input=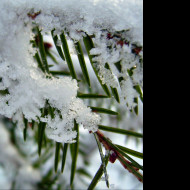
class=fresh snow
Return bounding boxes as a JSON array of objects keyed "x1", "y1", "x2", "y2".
[{"x1": 0, "y1": 0, "x2": 143, "y2": 143}]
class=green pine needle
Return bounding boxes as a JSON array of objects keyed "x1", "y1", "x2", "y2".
[
  {"x1": 90, "y1": 107, "x2": 118, "y2": 115},
  {"x1": 74, "y1": 41, "x2": 91, "y2": 87},
  {"x1": 94, "y1": 133, "x2": 109, "y2": 188},
  {"x1": 134, "y1": 85, "x2": 143, "y2": 102},
  {"x1": 111, "y1": 87, "x2": 120, "y2": 103},
  {"x1": 34, "y1": 52, "x2": 45, "y2": 73},
  {"x1": 115, "y1": 145, "x2": 143, "y2": 159},
  {"x1": 105, "y1": 63, "x2": 120, "y2": 103},
  {"x1": 134, "y1": 97, "x2": 139, "y2": 115},
  {"x1": 51, "y1": 30, "x2": 66, "y2": 61},
  {"x1": 83, "y1": 35, "x2": 111, "y2": 97},
  {"x1": 38, "y1": 122, "x2": 46, "y2": 156},
  {"x1": 61, "y1": 143, "x2": 68, "y2": 173},
  {"x1": 23, "y1": 118, "x2": 28, "y2": 141},
  {"x1": 70, "y1": 120, "x2": 79, "y2": 187},
  {"x1": 98, "y1": 125, "x2": 143, "y2": 138},
  {"x1": 87, "y1": 154, "x2": 109, "y2": 190},
  {"x1": 77, "y1": 92, "x2": 109, "y2": 99},
  {"x1": 37, "y1": 27, "x2": 50, "y2": 74},
  {"x1": 50, "y1": 71, "x2": 71, "y2": 76},
  {"x1": 46, "y1": 51, "x2": 59, "y2": 65},
  {"x1": 60, "y1": 33, "x2": 77, "y2": 80},
  {"x1": 54, "y1": 142, "x2": 61, "y2": 173}
]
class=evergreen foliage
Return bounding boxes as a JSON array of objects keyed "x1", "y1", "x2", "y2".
[{"x1": 0, "y1": 1, "x2": 143, "y2": 189}]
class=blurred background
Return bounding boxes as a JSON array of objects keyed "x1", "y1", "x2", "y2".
[{"x1": 0, "y1": 115, "x2": 143, "y2": 189}]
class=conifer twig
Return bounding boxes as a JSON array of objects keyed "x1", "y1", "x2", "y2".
[{"x1": 95, "y1": 130, "x2": 143, "y2": 183}]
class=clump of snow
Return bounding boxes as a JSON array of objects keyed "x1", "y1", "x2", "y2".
[
  {"x1": 0, "y1": 0, "x2": 143, "y2": 143},
  {"x1": 41, "y1": 98, "x2": 100, "y2": 143},
  {"x1": 120, "y1": 78, "x2": 138, "y2": 109},
  {"x1": 90, "y1": 30, "x2": 143, "y2": 107}
]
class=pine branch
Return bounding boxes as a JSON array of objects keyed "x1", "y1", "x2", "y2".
[
  {"x1": 95, "y1": 130, "x2": 143, "y2": 183},
  {"x1": 1, "y1": 24, "x2": 143, "y2": 190}
]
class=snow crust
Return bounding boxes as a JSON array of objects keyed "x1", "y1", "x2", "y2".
[{"x1": 0, "y1": 0, "x2": 143, "y2": 143}]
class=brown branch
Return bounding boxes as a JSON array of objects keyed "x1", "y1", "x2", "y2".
[{"x1": 95, "y1": 130, "x2": 143, "y2": 183}]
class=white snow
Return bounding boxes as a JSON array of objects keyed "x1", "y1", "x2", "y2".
[{"x1": 0, "y1": 0, "x2": 143, "y2": 143}]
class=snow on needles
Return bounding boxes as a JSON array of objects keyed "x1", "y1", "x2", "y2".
[{"x1": 0, "y1": 0, "x2": 143, "y2": 143}]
